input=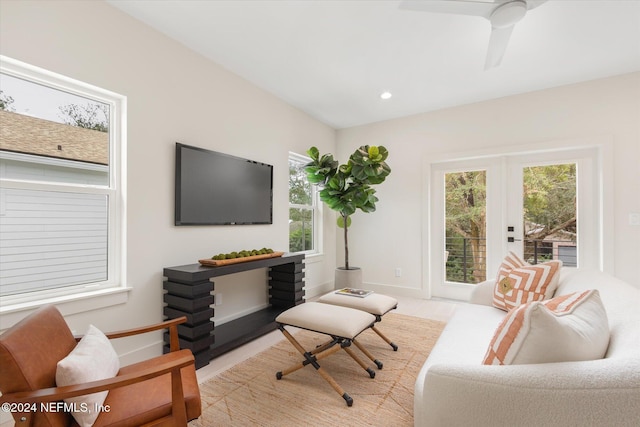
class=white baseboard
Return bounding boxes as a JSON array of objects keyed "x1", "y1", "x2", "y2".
[
  {"x1": 359, "y1": 281, "x2": 429, "y2": 299},
  {"x1": 304, "y1": 281, "x2": 334, "y2": 299},
  {"x1": 305, "y1": 279, "x2": 428, "y2": 300}
]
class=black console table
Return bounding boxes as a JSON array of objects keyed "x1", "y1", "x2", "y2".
[{"x1": 163, "y1": 253, "x2": 305, "y2": 369}]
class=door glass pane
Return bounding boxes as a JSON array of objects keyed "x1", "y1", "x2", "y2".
[
  {"x1": 522, "y1": 164, "x2": 577, "y2": 266},
  {"x1": 445, "y1": 170, "x2": 487, "y2": 284}
]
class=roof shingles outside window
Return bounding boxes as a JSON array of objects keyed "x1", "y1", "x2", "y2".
[{"x1": 0, "y1": 109, "x2": 108, "y2": 165}]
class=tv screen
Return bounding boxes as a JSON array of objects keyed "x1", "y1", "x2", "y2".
[{"x1": 175, "y1": 143, "x2": 273, "y2": 225}]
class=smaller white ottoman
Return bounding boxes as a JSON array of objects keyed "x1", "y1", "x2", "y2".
[
  {"x1": 318, "y1": 290, "x2": 399, "y2": 352},
  {"x1": 275, "y1": 302, "x2": 377, "y2": 406}
]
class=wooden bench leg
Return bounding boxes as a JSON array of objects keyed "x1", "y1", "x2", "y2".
[
  {"x1": 313, "y1": 337, "x2": 340, "y2": 355},
  {"x1": 277, "y1": 343, "x2": 342, "y2": 378},
  {"x1": 372, "y1": 325, "x2": 398, "y2": 351},
  {"x1": 341, "y1": 343, "x2": 376, "y2": 379},
  {"x1": 276, "y1": 326, "x2": 373, "y2": 406},
  {"x1": 352, "y1": 338, "x2": 383, "y2": 369},
  {"x1": 315, "y1": 365, "x2": 353, "y2": 407}
]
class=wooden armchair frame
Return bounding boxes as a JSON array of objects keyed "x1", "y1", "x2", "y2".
[{"x1": 0, "y1": 307, "x2": 201, "y2": 427}]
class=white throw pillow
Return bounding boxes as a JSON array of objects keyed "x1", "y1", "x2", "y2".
[
  {"x1": 56, "y1": 324, "x2": 120, "y2": 427},
  {"x1": 483, "y1": 289, "x2": 610, "y2": 365}
]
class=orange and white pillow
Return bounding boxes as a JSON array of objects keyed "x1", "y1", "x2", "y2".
[
  {"x1": 493, "y1": 252, "x2": 562, "y2": 311},
  {"x1": 483, "y1": 289, "x2": 610, "y2": 365}
]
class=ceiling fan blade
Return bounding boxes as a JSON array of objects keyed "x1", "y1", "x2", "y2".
[
  {"x1": 525, "y1": 0, "x2": 548, "y2": 10},
  {"x1": 399, "y1": 0, "x2": 496, "y2": 19},
  {"x1": 484, "y1": 25, "x2": 514, "y2": 69}
]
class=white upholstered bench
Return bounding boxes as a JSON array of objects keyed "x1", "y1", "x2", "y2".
[
  {"x1": 275, "y1": 302, "x2": 378, "y2": 406},
  {"x1": 318, "y1": 291, "x2": 399, "y2": 355}
]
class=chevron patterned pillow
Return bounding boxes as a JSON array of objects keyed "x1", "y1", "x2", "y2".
[
  {"x1": 492, "y1": 252, "x2": 562, "y2": 311},
  {"x1": 483, "y1": 290, "x2": 610, "y2": 365}
]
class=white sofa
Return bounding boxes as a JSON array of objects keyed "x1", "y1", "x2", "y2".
[{"x1": 414, "y1": 269, "x2": 640, "y2": 426}]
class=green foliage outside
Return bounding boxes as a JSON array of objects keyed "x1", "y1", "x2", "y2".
[
  {"x1": 0, "y1": 90, "x2": 15, "y2": 111},
  {"x1": 58, "y1": 103, "x2": 109, "y2": 133},
  {"x1": 289, "y1": 224, "x2": 312, "y2": 253},
  {"x1": 445, "y1": 164, "x2": 576, "y2": 284},
  {"x1": 289, "y1": 162, "x2": 312, "y2": 206},
  {"x1": 289, "y1": 161, "x2": 314, "y2": 253},
  {"x1": 445, "y1": 171, "x2": 487, "y2": 283},
  {"x1": 0, "y1": 88, "x2": 108, "y2": 132},
  {"x1": 523, "y1": 164, "x2": 577, "y2": 238}
]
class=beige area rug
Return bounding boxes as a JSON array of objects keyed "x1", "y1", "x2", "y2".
[{"x1": 190, "y1": 313, "x2": 446, "y2": 427}]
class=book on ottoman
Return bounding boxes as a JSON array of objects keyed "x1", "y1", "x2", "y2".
[{"x1": 335, "y1": 288, "x2": 373, "y2": 298}]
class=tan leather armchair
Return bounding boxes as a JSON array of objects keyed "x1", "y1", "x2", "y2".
[{"x1": 0, "y1": 305, "x2": 201, "y2": 426}]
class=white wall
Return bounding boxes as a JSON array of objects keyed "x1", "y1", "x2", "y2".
[
  {"x1": 337, "y1": 72, "x2": 640, "y2": 295},
  {"x1": 0, "y1": 0, "x2": 337, "y2": 361},
  {"x1": 1, "y1": 0, "x2": 638, "y2": 370}
]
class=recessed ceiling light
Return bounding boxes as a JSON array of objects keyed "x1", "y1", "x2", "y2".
[{"x1": 380, "y1": 91, "x2": 392, "y2": 100}]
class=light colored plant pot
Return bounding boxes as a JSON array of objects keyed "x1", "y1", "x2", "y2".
[{"x1": 334, "y1": 267, "x2": 362, "y2": 289}]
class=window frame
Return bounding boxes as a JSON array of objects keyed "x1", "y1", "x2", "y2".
[
  {"x1": 288, "y1": 152, "x2": 322, "y2": 256},
  {"x1": 425, "y1": 140, "x2": 612, "y2": 301},
  {"x1": 0, "y1": 55, "x2": 128, "y2": 317}
]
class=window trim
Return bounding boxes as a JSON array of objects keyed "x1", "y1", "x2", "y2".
[
  {"x1": 288, "y1": 152, "x2": 322, "y2": 256},
  {"x1": 0, "y1": 55, "x2": 128, "y2": 317}
]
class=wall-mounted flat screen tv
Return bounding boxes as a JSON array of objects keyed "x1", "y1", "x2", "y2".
[{"x1": 175, "y1": 143, "x2": 273, "y2": 225}]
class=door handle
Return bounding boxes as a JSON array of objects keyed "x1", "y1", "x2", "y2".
[{"x1": 507, "y1": 237, "x2": 522, "y2": 242}]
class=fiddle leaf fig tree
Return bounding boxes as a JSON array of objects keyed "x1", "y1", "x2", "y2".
[{"x1": 305, "y1": 145, "x2": 391, "y2": 270}]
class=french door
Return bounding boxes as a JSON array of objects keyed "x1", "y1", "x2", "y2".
[{"x1": 428, "y1": 146, "x2": 602, "y2": 301}]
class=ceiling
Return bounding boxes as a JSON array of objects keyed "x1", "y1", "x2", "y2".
[{"x1": 108, "y1": 0, "x2": 640, "y2": 129}]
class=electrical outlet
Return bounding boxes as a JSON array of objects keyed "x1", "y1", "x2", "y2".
[
  {"x1": 215, "y1": 293, "x2": 222, "y2": 306},
  {"x1": 630, "y1": 213, "x2": 640, "y2": 226},
  {"x1": 395, "y1": 268, "x2": 402, "y2": 277}
]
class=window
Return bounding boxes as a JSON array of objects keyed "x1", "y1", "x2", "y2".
[
  {"x1": 0, "y1": 56, "x2": 126, "y2": 306},
  {"x1": 288, "y1": 152, "x2": 320, "y2": 254}
]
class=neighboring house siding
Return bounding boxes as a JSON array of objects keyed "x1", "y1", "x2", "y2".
[
  {"x1": 0, "y1": 111, "x2": 109, "y2": 296},
  {"x1": 0, "y1": 187, "x2": 108, "y2": 295}
]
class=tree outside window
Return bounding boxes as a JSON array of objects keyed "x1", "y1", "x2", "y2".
[{"x1": 289, "y1": 153, "x2": 317, "y2": 253}]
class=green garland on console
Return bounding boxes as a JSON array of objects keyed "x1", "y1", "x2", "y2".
[{"x1": 211, "y1": 248, "x2": 274, "y2": 260}]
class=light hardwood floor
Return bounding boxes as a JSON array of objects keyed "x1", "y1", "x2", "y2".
[{"x1": 196, "y1": 295, "x2": 459, "y2": 383}]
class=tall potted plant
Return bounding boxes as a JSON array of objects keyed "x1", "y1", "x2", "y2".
[{"x1": 305, "y1": 145, "x2": 391, "y2": 287}]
